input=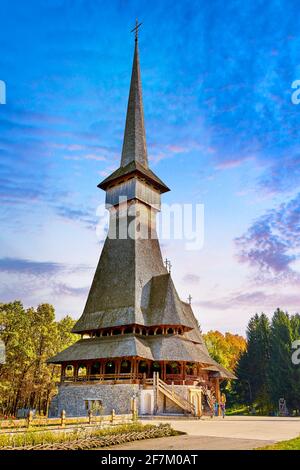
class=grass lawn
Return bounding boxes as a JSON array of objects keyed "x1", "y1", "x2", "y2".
[
  {"x1": 258, "y1": 436, "x2": 300, "y2": 450},
  {"x1": 226, "y1": 406, "x2": 250, "y2": 416}
]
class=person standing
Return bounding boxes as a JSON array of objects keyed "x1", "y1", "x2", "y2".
[{"x1": 220, "y1": 393, "x2": 226, "y2": 419}]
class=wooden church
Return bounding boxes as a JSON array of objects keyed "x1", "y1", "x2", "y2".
[{"x1": 48, "y1": 25, "x2": 234, "y2": 418}]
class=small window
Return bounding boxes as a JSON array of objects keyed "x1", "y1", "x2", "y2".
[
  {"x1": 124, "y1": 327, "x2": 133, "y2": 334},
  {"x1": 91, "y1": 362, "x2": 101, "y2": 375},
  {"x1": 78, "y1": 365, "x2": 87, "y2": 376},
  {"x1": 139, "y1": 361, "x2": 148, "y2": 373},
  {"x1": 112, "y1": 329, "x2": 121, "y2": 335},
  {"x1": 120, "y1": 360, "x2": 131, "y2": 373},
  {"x1": 65, "y1": 365, "x2": 74, "y2": 377},
  {"x1": 105, "y1": 361, "x2": 115, "y2": 374}
]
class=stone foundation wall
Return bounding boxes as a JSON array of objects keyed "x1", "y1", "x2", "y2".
[
  {"x1": 49, "y1": 384, "x2": 140, "y2": 417},
  {"x1": 49, "y1": 383, "x2": 198, "y2": 417},
  {"x1": 157, "y1": 385, "x2": 190, "y2": 414}
]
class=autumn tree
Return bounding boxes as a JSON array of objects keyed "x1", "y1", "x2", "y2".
[{"x1": 203, "y1": 330, "x2": 246, "y2": 372}]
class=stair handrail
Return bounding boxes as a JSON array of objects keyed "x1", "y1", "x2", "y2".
[{"x1": 156, "y1": 376, "x2": 195, "y2": 414}]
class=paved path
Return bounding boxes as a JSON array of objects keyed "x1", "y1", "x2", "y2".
[{"x1": 107, "y1": 416, "x2": 300, "y2": 450}]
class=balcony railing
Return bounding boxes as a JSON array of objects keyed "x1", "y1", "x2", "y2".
[
  {"x1": 61, "y1": 373, "x2": 143, "y2": 384},
  {"x1": 61, "y1": 372, "x2": 209, "y2": 387}
]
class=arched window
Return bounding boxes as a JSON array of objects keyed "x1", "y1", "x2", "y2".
[
  {"x1": 156, "y1": 328, "x2": 163, "y2": 335},
  {"x1": 105, "y1": 361, "x2": 115, "y2": 374},
  {"x1": 186, "y1": 362, "x2": 196, "y2": 375},
  {"x1": 78, "y1": 364, "x2": 87, "y2": 377},
  {"x1": 120, "y1": 359, "x2": 131, "y2": 373},
  {"x1": 170, "y1": 362, "x2": 180, "y2": 374},
  {"x1": 91, "y1": 362, "x2": 101, "y2": 375},
  {"x1": 138, "y1": 361, "x2": 148, "y2": 373},
  {"x1": 65, "y1": 365, "x2": 74, "y2": 377},
  {"x1": 150, "y1": 362, "x2": 161, "y2": 375},
  {"x1": 148, "y1": 329, "x2": 154, "y2": 336},
  {"x1": 124, "y1": 327, "x2": 133, "y2": 334},
  {"x1": 167, "y1": 328, "x2": 174, "y2": 335},
  {"x1": 112, "y1": 329, "x2": 121, "y2": 335},
  {"x1": 178, "y1": 328, "x2": 183, "y2": 335}
]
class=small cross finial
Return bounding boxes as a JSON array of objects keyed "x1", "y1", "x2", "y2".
[
  {"x1": 131, "y1": 18, "x2": 142, "y2": 42},
  {"x1": 188, "y1": 294, "x2": 192, "y2": 305},
  {"x1": 165, "y1": 258, "x2": 172, "y2": 273}
]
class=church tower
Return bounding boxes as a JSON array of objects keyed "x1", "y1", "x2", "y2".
[{"x1": 49, "y1": 24, "x2": 234, "y2": 418}]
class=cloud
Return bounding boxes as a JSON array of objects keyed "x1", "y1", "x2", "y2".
[
  {"x1": 148, "y1": 142, "x2": 201, "y2": 164},
  {"x1": 195, "y1": 291, "x2": 268, "y2": 311},
  {"x1": 259, "y1": 154, "x2": 300, "y2": 195},
  {"x1": 195, "y1": 289, "x2": 300, "y2": 312},
  {"x1": 51, "y1": 283, "x2": 89, "y2": 297},
  {"x1": 0, "y1": 257, "x2": 63, "y2": 276},
  {"x1": 55, "y1": 205, "x2": 97, "y2": 229},
  {"x1": 182, "y1": 273, "x2": 201, "y2": 284},
  {"x1": 235, "y1": 192, "x2": 300, "y2": 282},
  {"x1": 0, "y1": 257, "x2": 92, "y2": 309},
  {"x1": 214, "y1": 158, "x2": 247, "y2": 170},
  {"x1": 0, "y1": 257, "x2": 91, "y2": 277}
]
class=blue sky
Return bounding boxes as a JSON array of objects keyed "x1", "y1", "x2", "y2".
[{"x1": 0, "y1": 0, "x2": 300, "y2": 334}]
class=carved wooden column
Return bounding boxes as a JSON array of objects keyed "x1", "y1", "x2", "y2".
[
  {"x1": 60, "y1": 364, "x2": 65, "y2": 383},
  {"x1": 131, "y1": 358, "x2": 135, "y2": 382},
  {"x1": 162, "y1": 361, "x2": 166, "y2": 381},
  {"x1": 182, "y1": 361, "x2": 186, "y2": 384},
  {"x1": 116, "y1": 358, "x2": 121, "y2": 381}
]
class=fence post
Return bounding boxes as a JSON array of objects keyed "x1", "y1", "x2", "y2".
[
  {"x1": 88, "y1": 409, "x2": 93, "y2": 425},
  {"x1": 131, "y1": 397, "x2": 138, "y2": 421},
  {"x1": 61, "y1": 409, "x2": 66, "y2": 428},
  {"x1": 110, "y1": 409, "x2": 115, "y2": 424},
  {"x1": 27, "y1": 410, "x2": 33, "y2": 428}
]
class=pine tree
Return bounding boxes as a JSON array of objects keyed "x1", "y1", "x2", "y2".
[
  {"x1": 269, "y1": 309, "x2": 298, "y2": 414},
  {"x1": 233, "y1": 313, "x2": 271, "y2": 412}
]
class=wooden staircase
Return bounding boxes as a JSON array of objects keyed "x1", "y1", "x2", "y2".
[{"x1": 153, "y1": 372, "x2": 195, "y2": 415}]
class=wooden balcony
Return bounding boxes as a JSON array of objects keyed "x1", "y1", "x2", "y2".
[{"x1": 60, "y1": 372, "x2": 210, "y2": 387}]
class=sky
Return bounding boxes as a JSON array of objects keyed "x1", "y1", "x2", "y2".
[{"x1": 0, "y1": 0, "x2": 300, "y2": 335}]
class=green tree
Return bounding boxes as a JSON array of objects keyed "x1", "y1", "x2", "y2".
[
  {"x1": 0, "y1": 301, "x2": 76, "y2": 416},
  {"x1": 233, "y1": 313, "x2": 271, "y2": 413},
  {"x1": 269, "y1": 309, "x2": 300, "y2": 414}
]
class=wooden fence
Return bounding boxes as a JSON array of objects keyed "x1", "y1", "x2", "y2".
[{"x1": 0, "y1": 409, "x2": 136, "y2": 431}]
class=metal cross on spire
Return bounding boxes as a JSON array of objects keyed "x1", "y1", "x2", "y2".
[
  {"x1": 165, "y1": 258, "x2": 172, "y2": 274},
  {"x1": 131, "y1": 18, "x2": 142, "y2": 42}
]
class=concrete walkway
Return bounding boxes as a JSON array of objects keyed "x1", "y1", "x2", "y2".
[{"x1": 107, "y1": 416, "x2": 300, "y2": 450}]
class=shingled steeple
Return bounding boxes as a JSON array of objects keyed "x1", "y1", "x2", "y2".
[
  {"x1": 121, "y1": 34, "x2": 148, "y2": 168},
  {"x1": 98, "y1": 29, "x2": 169, "y2": 194}
]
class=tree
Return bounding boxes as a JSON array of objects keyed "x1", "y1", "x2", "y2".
[
  {"x1": 204, "y1": 330, "x2": 246, "y2": 372},
  {"x1": 233, "y1": 313, "x2": 271, "y2": 413},
  {"x1": 268, "y1": 309, "x2": 300, "y2": 414},
  {"x1": 0, "y1": 301, "x2": 76, "y2": 416}
]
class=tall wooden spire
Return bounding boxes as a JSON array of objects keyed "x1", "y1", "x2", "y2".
[{"x1": 121, "y1": 30, "x2": 148, "y2": 168}]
